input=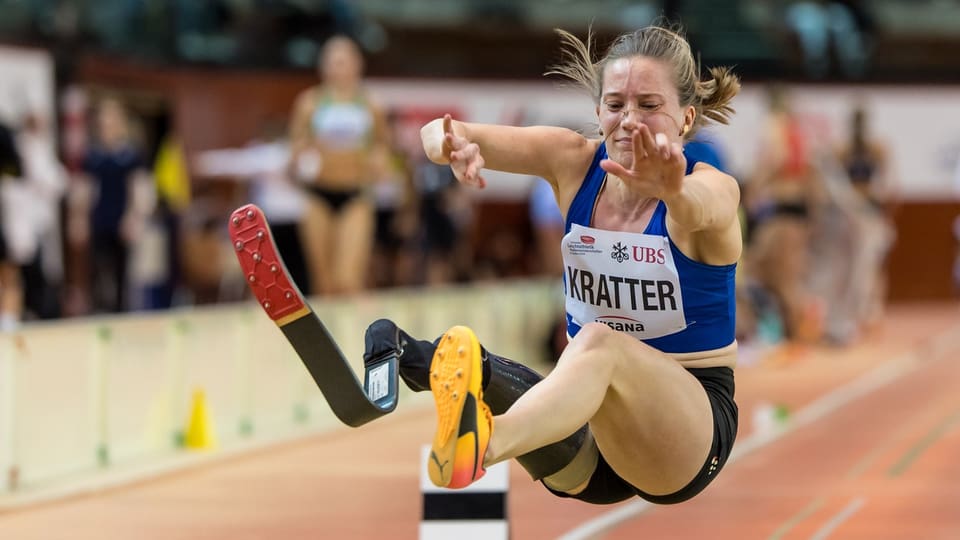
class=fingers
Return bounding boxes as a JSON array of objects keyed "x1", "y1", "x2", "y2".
[
  {"x1": 630, "y1": 126, "x2": 646, "y2": 166},
  {"x1": 443, "y1": 114, "x2": 467, "y2": 153},
  {"x1": 469, "y1": 153, "x2": 485, "y2": 179},
  {"x1": 626, "y1": 125, "x2": 675, "y2": 170},
  {"x1": 449, "y1": 141, "x2": 487, "y2": 189},
  {"x1": 628, "y1": 125, "x2": 665, "y2": 159},
  {"x1": 466, "y1": 166, "x2": 488, "y2": 188},
  {"x1": 442, "y1": 114, "x2": 454, "y2": 136},
  {"x1": 441, "y1": 113, "x2": 486, "y2": 188},
  {"x1": 599, "y1": 158, "x2": 631, "y2": 179},
  {"x1": 449, "y1": 141, "x2": 478, "y2": 163},
  {"x1": 637, "y1": 125, "x2": 661, "y2": 161},
  {"x1": 457, "y1": 165, "x2": 487, "y2": 188},
  {"x1": 441, "y1": 114, "x2": 459, "y2": 158},
  {"x1": 654, "y1": 133, "x2": 672, "y2": 160}
]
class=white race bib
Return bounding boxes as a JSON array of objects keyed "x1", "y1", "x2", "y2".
[{"x1": 562, "y1": 223, "x2": 687, "y2": 339}]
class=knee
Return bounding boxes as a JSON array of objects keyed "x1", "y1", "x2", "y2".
[
  {"x1": 565, "y1": 322, "x2": 663, "y2": 372},
  {"x1": 561, "y1": 323, "x2": 620, "y2": 371},
  {"x1": 573, "y1": 322, "x2": 617, "y2": 350}
]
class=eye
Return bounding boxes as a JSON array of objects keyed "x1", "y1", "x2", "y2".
[
  {"x1": 604, "y1": 102, "x2": 623, "y2": 112},
  {"x1": 641, "y1": 102, "x2": 660, "y2": 110}
]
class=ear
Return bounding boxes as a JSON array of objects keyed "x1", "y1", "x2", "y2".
[{"x1": 682, "y1": 106, "x2": 696, "y2": 136}]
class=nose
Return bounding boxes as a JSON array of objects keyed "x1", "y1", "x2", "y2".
[{"x1": 620, "y1": 106, "x2": 644, "y2": 130}]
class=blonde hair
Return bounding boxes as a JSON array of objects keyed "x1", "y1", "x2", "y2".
[{"x1": 546, "y1": 25, "x2": 741, "y2": 138}]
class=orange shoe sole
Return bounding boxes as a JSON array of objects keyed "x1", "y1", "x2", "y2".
[{"x1": 427, "y1": 326, "x2": 492, "y2": 489}]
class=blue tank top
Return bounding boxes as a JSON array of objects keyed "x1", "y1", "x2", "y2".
[{"x1": 563, "y1": 143, "x2": 737, "y2": 353}]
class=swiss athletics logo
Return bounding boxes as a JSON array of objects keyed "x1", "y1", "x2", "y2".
[
  {"x1": 566, "y1": 232, "x2": 602, "y2": 255},
  {"x1": 611, "y1": 242, "x2": 629, "y2": 263}
]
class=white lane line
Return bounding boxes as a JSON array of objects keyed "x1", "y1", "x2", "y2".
[
  {"x1": 768, "y1": 497, "x2": 826, "y2": 540},
  {"x1": 809, "y1": 497, "x2": 867, "y2": 540},
  {"x1": 558, "y1": 326, "x2": 960, "y2": 540}
]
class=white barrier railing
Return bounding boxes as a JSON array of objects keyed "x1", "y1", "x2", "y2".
[{"x1": 0, "y1": 279, "x2": 562, "y2": 498}]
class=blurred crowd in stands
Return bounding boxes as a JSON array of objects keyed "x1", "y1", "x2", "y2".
[
  {"x1": 736, "y1": 85, "x2": 897, "y2": 356},
  {"x1": 0, "y1": 82, "x2": 488, "y2": 328}
]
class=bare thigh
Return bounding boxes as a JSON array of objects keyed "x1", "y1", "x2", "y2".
[
  {"x1": 299, "y1": 197, "x2": 334, "y2": 295},
  {"x1": 332, "y1": 198, "x2": 374, "y2": 294},
  {"x1": 573, "y1": 324, "x2": 715, "y2": 496}
]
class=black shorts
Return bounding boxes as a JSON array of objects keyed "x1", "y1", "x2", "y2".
[
  {"x1": 303, "y1": 184, "x2": 364, "y2": 213},
  {"x1": 547, "y1": 366, "x2": 738, "y2": 505}
]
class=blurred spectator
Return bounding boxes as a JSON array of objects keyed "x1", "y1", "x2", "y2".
[
  {"x1": 835, "y1": 106, "x2": 890, "y2": 213},
  {"x1": 288, "y1": 35, "x2": 390, "y2": 295},
  {"x1": 141, "y1": 119, "x2": 191, "y2": 310},
  {"x1": 75, "y1": 97, "x2": 153, "y2": 313},
  {"x1": 0, "y1": 118, "x2": 24, "y2": 332},
  {"x1": 179, "y1": 191, "x2": 228, "y2": 305},
  {"x1": 832, "y1": 104, "x2": 895, "y2": 337},
  {"x1": 370, "y1": 112, "x2": 419, "y2": 289},
  {"x1": 412, "y1": 157, "x2": 473, "y2": 285},
  {"x1": 746, "y1": 85, "x2": 824, "y2": 343},
  {"x1": 16, "y1": 112, "x2": 69, "y2": 319},
  {"x1": 60, "y1": 86, "x2": 92, "y2": 316}
]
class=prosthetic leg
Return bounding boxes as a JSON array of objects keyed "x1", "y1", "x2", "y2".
[{"x1": 230, "y1": 204, "x2": 400, "y2": 427}]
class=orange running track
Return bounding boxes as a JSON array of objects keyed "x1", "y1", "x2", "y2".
[{"x1": 0, "y1": 302, "x2": 956, "y2": 539}]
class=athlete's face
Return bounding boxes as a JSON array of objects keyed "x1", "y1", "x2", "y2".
[{"x1": 597, "y1": 56, "x2": 694, "y2": 165}]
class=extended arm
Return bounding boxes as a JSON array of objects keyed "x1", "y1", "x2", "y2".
[{"x1": 420, "y1": 115, "x2": 594, "y2": 196}]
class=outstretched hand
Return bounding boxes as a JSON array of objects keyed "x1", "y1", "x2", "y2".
[
  {"x1": 442, "y1": 114, "x2": 487, "y2": 189},
  {"x1": 600, "y1": 124, "x2": 686, "y2": 199}
]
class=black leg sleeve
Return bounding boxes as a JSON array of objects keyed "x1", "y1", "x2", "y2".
[{"x1": 483, "y1": 352, "x2": 590, "y2": 481}]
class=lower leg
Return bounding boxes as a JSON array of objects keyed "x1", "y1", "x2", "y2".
[
  {"x1": 484, "y1": 341, "x2": 615, "y2": 466},
  {"x1": 363, "y1": 319, "x2": 593, "y2": 483},
  {"x1": 483, "y1": 352, "x2": 596, "y2": 486}
]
